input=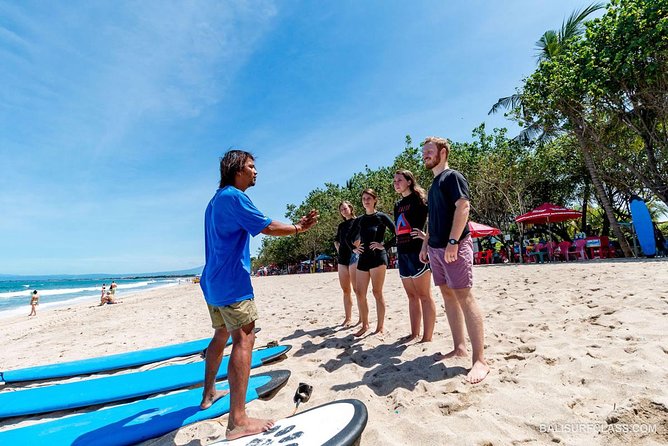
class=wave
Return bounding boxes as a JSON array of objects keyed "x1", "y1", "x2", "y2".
[{"x1": 0, "y1": 287, "x2": 100, "y2": 299}]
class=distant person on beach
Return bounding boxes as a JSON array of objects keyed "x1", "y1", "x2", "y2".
[
  {"x1": 28, "y1": 290, "x2": 39, "y2": 316},
  {"x1": 110, "y1": 281, "x2": 117, "y2": 299},
  {"x1": 100, "y1": 284, "x2": 107, "y2": 305},
  {"x1": 393, "y1": 169, "x2": 436, "y2": 343},
  {"x1": 334, "y1": 201, "x2": 360, "y2": 327},
  {"x1": 419, "y1": 136, "x2": 489, "y2": 384},
  {"x1": 199, "y1": 149, "x2": 318, "y2": 440},
  {"x1": 348, "y1": 188, "x2": 395, "y2": 337}
]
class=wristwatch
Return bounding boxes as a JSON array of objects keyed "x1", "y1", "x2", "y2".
[{"x1": 448, "y1": 238, "x2": 459, "y2": 245}]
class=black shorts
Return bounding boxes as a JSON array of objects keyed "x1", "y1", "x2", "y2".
[
  {"x1": 338, "y1": 252, "x2": 359, "y2": 267},
  {"x1": 398, "y1": 252, "x2": 430, "y2": 279},
  {"x1": 356, "y1": 250, "x2": 388, "y2": 272}
]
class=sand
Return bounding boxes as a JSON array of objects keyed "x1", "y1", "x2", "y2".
[{"x1": 1, "y1": 260, "x2": 667, "y2": 445}]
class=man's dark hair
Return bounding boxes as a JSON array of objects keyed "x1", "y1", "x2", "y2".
[{"x1": 219, "y1": 150, "x2": 254, "y2": 188}]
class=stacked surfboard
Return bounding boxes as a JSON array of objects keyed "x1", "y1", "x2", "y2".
[
  {"x1": 0, "y1": 335, "x2": 292, "y2": 445},
  {"x1": 0, "y1": 334, "x2": 368, "y2": 445}
]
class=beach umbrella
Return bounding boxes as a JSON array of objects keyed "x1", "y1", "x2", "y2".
[
  {"x1": 515, "y1": 203, "x2": 582, "y2": 224},
  {"x1": 315, "y1": 254, "x2": 333, "y2": 261},
  {"x1": 468, "y1": 221, "x2": 501, "y2": 238}
]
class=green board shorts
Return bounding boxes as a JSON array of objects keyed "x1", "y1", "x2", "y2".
[{"x1": 207, "y1": 299, "x2": 259, "y2": 331}]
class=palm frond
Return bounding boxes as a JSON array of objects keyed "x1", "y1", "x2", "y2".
[
  {"x1": 559, "y1": 2, "x2": 605, "y2": 42},
  {"x1": 488, "y1": 93, "x2": 523, "y2": 115},
  {"x1": 536, "y1": 30, "x2": 559, "y2": 60}
]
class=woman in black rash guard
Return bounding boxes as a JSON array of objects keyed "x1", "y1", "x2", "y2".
[
  {"x1": 349, "y1": 188, "x2": 396, "y2": 337},
  {"x1": 334, "y1": 201, "x2": 359, "y2": 327},
  {"x1": 393, "y1": 169, "x2": 436, "y2": 343}
]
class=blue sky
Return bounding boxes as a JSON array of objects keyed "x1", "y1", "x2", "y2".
[{"x1": 0, "y1": 0, "x2": 601, "y2": 275}]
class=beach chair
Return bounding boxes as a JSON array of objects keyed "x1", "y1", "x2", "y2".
[
  {"x1": 573, "y1": 239, "x2": 588, "y2": 260},
  {"x1": 557, "y1": 241, "x2": 576, "y2": 261},
  {"x1": 484, "y1": 249, "x2": 494, "y2": 264}
]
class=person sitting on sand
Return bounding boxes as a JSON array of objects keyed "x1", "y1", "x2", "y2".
[
  {"x1": 28, "y1": 290, "x2": 39, "y2": 316},
  {"x1": 100, "y1": 284, "x2": 107, "y2": 305},
  {"x1": 199, "y1": 149, "x2": 318, "y2": 441}
]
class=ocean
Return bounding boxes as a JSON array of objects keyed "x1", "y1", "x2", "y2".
[{"x1": 0, "y1": 277, "x2": 185, "y2": 318}]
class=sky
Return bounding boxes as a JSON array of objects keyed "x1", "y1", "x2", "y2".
[{"x1": 0, "y1": 0, "x2": 603, "y2": 275}]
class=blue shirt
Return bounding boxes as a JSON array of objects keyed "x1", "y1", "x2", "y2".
[{"x1": 200, "y1": 186, "x2": 272, "y2": 306}]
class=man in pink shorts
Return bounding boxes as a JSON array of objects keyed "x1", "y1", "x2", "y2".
[{"x1": 419, "y1": 136, "x2": 489, "y2": 384}]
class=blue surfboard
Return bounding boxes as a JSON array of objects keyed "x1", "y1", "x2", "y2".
[
  {"x1": 0, "y1": 369, "x2": 290, "y2": 446},
  {"x1": 630, "y1": 196, "x2": 656, "y2": 257},
  {"x1": 0, "y1": 344, "x2": 290, "y2": 418},
  {"x1": 1, "y1": 329, "x2": 260, "y2": 384}
]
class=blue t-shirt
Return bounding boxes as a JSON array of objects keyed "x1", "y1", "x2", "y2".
[{"x1": 200, "y1": 186, "x2": 272, "y2": 306}]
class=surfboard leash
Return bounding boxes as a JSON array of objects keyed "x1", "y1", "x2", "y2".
[{"x1": 291, "y1": 382, "x2": 313, "y2": 416}]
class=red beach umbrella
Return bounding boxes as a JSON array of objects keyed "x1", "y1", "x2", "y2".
[
  {"x1": 515, "y1": 203, "x2": 582, "y2": 224},
  {"x1": 468, "y1": 221, "x2": 502, "y2": 238}
]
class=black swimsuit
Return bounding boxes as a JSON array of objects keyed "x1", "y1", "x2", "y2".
[
  {"x1": 335, "y1": 218, "x2": 356, "y2": 266},
  {"x1": 348, "y1": 212, "x2": 396, "y2": 272}
]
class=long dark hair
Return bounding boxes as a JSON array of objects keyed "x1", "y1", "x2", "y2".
[
  {"x1": 395, "y1": 169, "x2": 426, "y2": 204},
  {"x1": 219, "y1": 150, "x2": 254, "y2": 188}
]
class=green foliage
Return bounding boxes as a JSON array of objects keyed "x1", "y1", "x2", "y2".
[{"x1": 256, "y1": 131, "x2": 586, "y2": 268}]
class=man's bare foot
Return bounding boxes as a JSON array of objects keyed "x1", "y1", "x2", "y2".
[
  {"x1": 342, "y1": 319, "x2": 352, "y2": 327},
  {"x1": 199, "y1": 389, "x2": 229, "y2": 410},
  {"x1": 434, "y1": 348, "x2": 467, "y2": 361},
  {"x1": 418, "y1": 337, "x2": 432, "y2": 343},
  {"x1": 226, "y1": 417, "x2": 275, "y2": 440},
  {"x1": 467, "y1": 360, "x2": 490, "y2": 384},
  {"x1": 354, "y1": 325, "x2": 369, "y2": 337},
  {"x1": 372, "y1": 327, "x2": 385, "y2": 335}
]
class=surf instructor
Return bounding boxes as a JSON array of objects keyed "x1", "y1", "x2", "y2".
[{"x1": 200, "y1": 149, "x2": 318, "y2": 440}]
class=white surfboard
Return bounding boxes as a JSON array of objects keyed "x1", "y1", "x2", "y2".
[{"x1": 214, "y1": 399, "x2": 368, "y2": 446}]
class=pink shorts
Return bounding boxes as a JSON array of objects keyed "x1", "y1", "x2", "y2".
[{"x1": 428, "y1": 235, "x2": 474, "y2": 289}]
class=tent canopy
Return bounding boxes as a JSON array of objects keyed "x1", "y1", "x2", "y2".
[
  {"x1": 315, "y1": 254, "x2": 333, "y2": 261},
  {"x1": 468, "y1": 221, "x2": 501, "y2": 238},
  {"x1": 515, "y1": 203, "x2": 582, "y2": 224}
]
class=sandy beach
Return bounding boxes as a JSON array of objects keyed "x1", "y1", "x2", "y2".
[{"x1": 1, "y1": 260, "x2": 667, "y2": 445}]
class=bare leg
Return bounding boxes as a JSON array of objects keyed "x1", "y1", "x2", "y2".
[
  {"x1": 353, "y1": 270, "x2": 370, "y2": 336},
  {"x1": 226, "y1": 322, "x2": 274, "y2": 440},
  {"x1": 452, "y1": 288, "x2": 489, "y2": 384},
  {"x1": 337, "y1": 265, "x2": 353, "y2": 326},
  {"x1": 415, "y1": 272, "x2": 436, "y2": 343},
  {"x1": 370, "y1": 265, "x2": 387, "y2": 334},
  {"x1": 200, "y1": 328, "x2": 230, "y2": 409},
  {"x1": 349, "y1": 263, "x2": 361, "y2": 325},
  {"x1": 400, "y1": 277, "x2": 421, "y2": 341},
  {"x1": 436, "y1": 285, "x2": 467, "y2": 359}
]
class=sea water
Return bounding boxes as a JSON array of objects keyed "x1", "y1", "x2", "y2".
[{"x1": 0, "y1": 277, "x2": 183, "y2": 318}]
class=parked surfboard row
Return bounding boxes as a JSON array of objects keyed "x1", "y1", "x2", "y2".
[{"x1": 0, "y1": 333, "x2": 368, "y2": 445}]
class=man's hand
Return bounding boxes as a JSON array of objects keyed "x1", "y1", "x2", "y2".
[
  {"x1": 297, "y1": 209, "x2": 319, "y2": 232},
  {"x1": 444, "y1": 243, "x2": 458, "y2": 263}
]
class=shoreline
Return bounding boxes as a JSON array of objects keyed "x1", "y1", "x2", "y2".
[
  {"x1": 0, "y1": 281, "x2": 183, "y2": 320},
  {"x1": 1, "y1": 260, "x2": 666, "y2": 445}
]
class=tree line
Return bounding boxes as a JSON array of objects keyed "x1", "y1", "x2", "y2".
[{"x1": 254, "y1": 0, "x2": 667, "y2": 269}]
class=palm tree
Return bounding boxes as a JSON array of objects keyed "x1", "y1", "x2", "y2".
[
  {"x1": 488, "y1": 2, "x2": 604, "y2": 120},
  {"x1": 486, "y1": 3, "x2": 636, "y2": 257}
]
